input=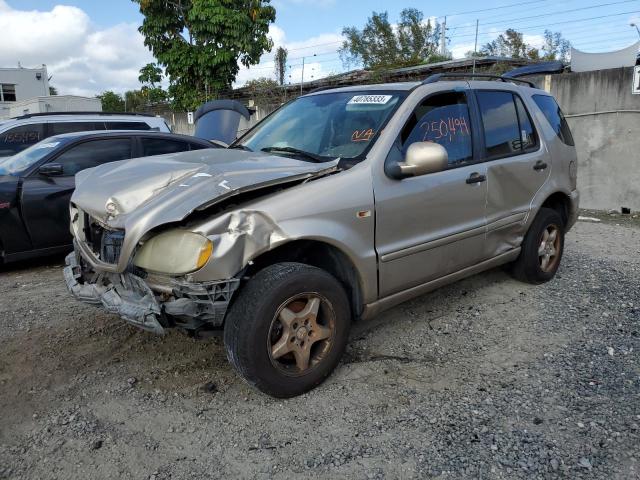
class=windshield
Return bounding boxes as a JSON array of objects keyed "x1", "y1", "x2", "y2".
[
  {"x1": 0, "y1": 137, "x2": 67, "y2": 176},
  {"x1": 237, "y1": 91, "x2": 406, "y2": 161}
]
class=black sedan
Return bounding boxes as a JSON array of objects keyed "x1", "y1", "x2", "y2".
[{"x1": 0, "y1": 130, "x2": 216, "y2": 263}]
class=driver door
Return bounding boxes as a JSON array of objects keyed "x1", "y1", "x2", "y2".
[
  {"x1": 374, "y1": 90, "x2": 489, "y2": 297},
  {"x1": 21, "y1": 137, "x2": 133, "y2": 249}
]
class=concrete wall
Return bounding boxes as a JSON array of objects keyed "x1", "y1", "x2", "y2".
[{"x1": 530, "y1": 68, "x2": 640, "y2": 211}]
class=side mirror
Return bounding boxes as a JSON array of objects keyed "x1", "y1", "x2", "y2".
[
  {"x1": 389, "y1": 142, "x2": 448, "y2": 179},
  {"x1": 39, "y1": 163, "x2": 64, "y2": 176}
]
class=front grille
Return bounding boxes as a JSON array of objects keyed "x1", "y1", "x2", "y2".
[{"x1": 83, "y1": 213, "x2": 125, "y2": 264}]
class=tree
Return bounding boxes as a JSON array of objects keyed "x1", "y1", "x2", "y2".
[
  {"x1": 138, "y1": 63, "x2": 163, "y2": 87},
  {"x1": 480, "y1": 29, "x2": 536, "y2": 59},
  {"x1": 340, "y1": 9, "x2": 443, "y2": 70},
  {"x1": 134, "y1": 0, "x2": 276, "y2": 111},
  {"x1": 49, "y1": 86, "x2": 58, "y2": 96},
  {"x1": 97, "y1": 91, "x2": 125, "y2": 112},
  {"x1": 138, "y1": 63, "x2": 167, "y2": 105},
  {"x1": 480, "y1": 29, "x2": 570, "y2": 62},
  {"x1": 244, "y1": 77, "x2": 282, "y2": 108},
  {"x1": 541, "y1": 30, "x2": 571, "y2": 62},
  {"x1": 274, "y1": 46, "x2": 288, "y2": 86}
]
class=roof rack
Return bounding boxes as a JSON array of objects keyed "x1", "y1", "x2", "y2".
[
  {"x1": 422, "y1": 73, "x2": 536, "y2": 88},
  {"x1": 11, "y1": 111, "x2": 156, "y2": 120}
]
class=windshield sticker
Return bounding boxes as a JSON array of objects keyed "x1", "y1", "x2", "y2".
[
  {"x1": 351, "y1": 129, "x2": 376, "y2": 142},
  {"x1": 38, "y1": 142, "x2": 60, "y2": 149},
  {"x1": 348, "y1": 95, "x2": 393, "y2": 105}
]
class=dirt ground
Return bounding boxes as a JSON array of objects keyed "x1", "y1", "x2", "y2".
[{"x1": 0, "y1": 215, "x2": 638, "y2": 479}]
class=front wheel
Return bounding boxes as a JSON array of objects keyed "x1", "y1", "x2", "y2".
[
  {"x1": 511, "y1": 207, "x2": 565, "y2": 284},
  {"x1": 223, "y1": 262, "x2": 351, "y2": 398}
]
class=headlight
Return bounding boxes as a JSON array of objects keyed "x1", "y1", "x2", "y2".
[{"x1": 133, "y1": 230, "x2": 213, "y2": 275}]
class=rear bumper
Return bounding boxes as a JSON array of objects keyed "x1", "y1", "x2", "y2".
[
  {"x1": 567, "y1": 189, "x2": 580, "y2": 231},
  {"x1": 63, "y1": 250, "x2": 239, "y2": 335}
]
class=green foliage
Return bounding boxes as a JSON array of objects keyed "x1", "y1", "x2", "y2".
[
  {"x1": 274, "y1": 46, "x2": 288, "y2": 86},
  {"x1": 340, "y1": 9, "x2": 443, "y2": 70},
  {"x1": 480, "y1": 29, "x2": 570, "y2": 62},
  {"x1": 138, "y1": 63, "x2": 163, "y2": 87},
  {"x1": 244, "y1": 77, "x2": 282, "y2": 107},
  {"x1": 97, "y1": 91, "x2": 125, "y2": 112},
  {"x1": 48, "y1": 86, "x2": 58, "y2": 96},
  {"x1": 134, "y1": 0, "x2": 276, "y2": 110},
  {"x1": 138, "y1": 63, "x2": 168, "y2": 104},
  {"x1": 541, "y1": 30, "x2": 571, "y2": 62}
]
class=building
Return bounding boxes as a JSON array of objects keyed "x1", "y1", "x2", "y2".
[
  {"x1": 0, "y1": 65, "x2": 102, "y2": 119},
  {"x1": 6, "y1": 95, "x2": 102, "y2": 118},
  {"x1": 0, "y1": 65, "x2": 50, "y2": 119}
]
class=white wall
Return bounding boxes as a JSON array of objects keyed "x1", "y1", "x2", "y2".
[{"x1": 0, "y1": 65, "x2": 50, "y2": 118}]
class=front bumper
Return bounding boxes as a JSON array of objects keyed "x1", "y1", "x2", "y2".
[{"x1": 63, "y1": 251, "x2": 239, "y2": 335}]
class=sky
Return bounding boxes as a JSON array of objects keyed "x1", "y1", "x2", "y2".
[{"x1": 1, "y1": 0, "x2": 639, "y2": 96}]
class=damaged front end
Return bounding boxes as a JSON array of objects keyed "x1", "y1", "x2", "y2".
[
  {"x1": 64, "y1": 248, "x2": 240, "y2": 335},
  {"x1": 63, "y1": 149, "x2": 339, "y2": 334}
]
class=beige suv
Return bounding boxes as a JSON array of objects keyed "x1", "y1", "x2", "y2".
[{"x1": 64, "y1": 74, "x2": 579, "y2": 397}]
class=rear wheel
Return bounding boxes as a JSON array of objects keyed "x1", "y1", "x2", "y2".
[
  {"x1": 223, "y1": 262, "x2": 351, "y2": 398},
  {"x1": 512, "y1": 207, "x2": 565, "y2": 284}
]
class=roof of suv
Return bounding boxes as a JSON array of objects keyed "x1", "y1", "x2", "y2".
[
  {"x1": 306, "y1": 75, "x2": 538, "y2": 96},
  {"x1": 10, "y1": 111, "x2": 156, "y2": 121},
  {"x1": 47, "y1": 130, "x2": 215, "y2": 145}
]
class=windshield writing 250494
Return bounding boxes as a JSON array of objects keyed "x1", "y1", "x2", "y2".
[{"x1": 420, "y1": 116, "x2": 469, "y2": 144}]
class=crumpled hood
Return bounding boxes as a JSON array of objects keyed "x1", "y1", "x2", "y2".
[{"x1": 72, "y1": 148, "x2": 338, "y2": 228}]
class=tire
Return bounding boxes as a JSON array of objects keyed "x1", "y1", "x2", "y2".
[
  {"x1": 511, "y1": 207, "x2": 565, "y2": 284},
  {"x1": 223, "y1": 262, "x2": 351, "y2": 398}
]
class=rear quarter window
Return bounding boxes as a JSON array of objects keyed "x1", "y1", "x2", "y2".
[
  {"x1": 532, "y1": 95, "x2": 575, "y2": 146},
  {"x1": 105, "y1": 121, "x2": 151, "y2": 131},
  {"x1": 0, "y1": 123, "x2": 45, "y2": 156}
]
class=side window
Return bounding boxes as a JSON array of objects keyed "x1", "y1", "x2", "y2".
[
  {"x1": 49, "y1": 122, "x2": 97, "y2": 135},
  {"x1": 532, "y1": 95, "x2": 575, "y2": 146},
  {"x1": 188, "y1": 141, "x2": 213, "y2": 151},
  {"x1": 0, "y1": 123, "x2": 45, "y2": 156},
  {"x1": 140, "y1": 137, "x2": 190, "y2": 156},
  {"x1": 476, "y1": 91, "x2": 522, "y2": 159},
  {"x1": 54, "y1": 138, "x2": 132, "y2": 176},
  {"x1": 400, "y1": 91, "x2": 473, "y2": 166},
  {"x1": 105, "y1": 121, "x2": 151, "y2": 131},
  {"x1": 514, "y1": 96, "x2": 538, "y2": 152}
]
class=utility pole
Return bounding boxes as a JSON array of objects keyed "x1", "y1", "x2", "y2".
[
  {"x1": 300, "y1": 54, "x2": 316, "y2": 95},
  {"x1": 440, "y1": 16, "x2": 447, "y2": 56},
  {"x1": 472, "y1": 19, "x2": 479, "y2": 75}
]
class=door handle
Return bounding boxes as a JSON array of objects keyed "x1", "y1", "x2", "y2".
[
  {"x1": 466, "y1": 173, "x2": 486, "y2": 184},
  {"x1": 533, "y1": 161, "x2": 548, "y2": 171}
]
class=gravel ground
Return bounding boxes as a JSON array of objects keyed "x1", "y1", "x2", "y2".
[{"x1": 0, "y1": 216, "x2": 638, "y2": 479}]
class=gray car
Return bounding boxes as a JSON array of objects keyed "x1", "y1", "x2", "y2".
[{"x1": 64, "y1": 75, "x2": 579, "y2": 398}]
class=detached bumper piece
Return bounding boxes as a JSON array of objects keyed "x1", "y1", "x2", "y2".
[
  {"x1": 63, "y1": 252, "x2": 240, "y2": 335},
  {"x1": 64, "y1": 252, "x2": 164, "y2": 334}
]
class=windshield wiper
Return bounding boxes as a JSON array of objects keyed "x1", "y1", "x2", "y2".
[
  {"x1": 260, "y1": 146, "x2": 325, "y2": 163},
  {"x1": 228, "y1": 144, "x2": 253, "y2": 151}
]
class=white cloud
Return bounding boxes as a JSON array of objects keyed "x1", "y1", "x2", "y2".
[{"x1": 0, "y1": 1, "x2": 153, "y2": 96}]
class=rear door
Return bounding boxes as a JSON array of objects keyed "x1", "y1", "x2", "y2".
[
  {"x1": 20, "y1": 137, "x2": 133, "y2": 249},
  {"x1": 374, "y1": 89, "x2": 489, "y2": 297},
  {"x1": 474, "y1": 89, "x2": 550, "y2": 257}
]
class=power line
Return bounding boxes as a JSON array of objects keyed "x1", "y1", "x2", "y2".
[
  {"x1": 436, "y1": 0, "x2": 551, "y2": 19},
  {"x1": 447, "y1": 9, "x2": 640, "y2": 39},
  {"x1": 448, "y1": 0, "x2": 639, "y2": 33}
]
